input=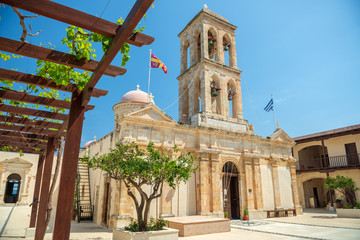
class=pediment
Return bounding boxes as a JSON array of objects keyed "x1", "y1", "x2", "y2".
[
  {"x1": 270, "y1": 129, "x2": 294, "y2": 143},
  {"x1": 0, "y1": 157, "x2": 33, "y2": 168},
  {"x1": 125, "y1": 104, "x2": 176, "y2": 123}
]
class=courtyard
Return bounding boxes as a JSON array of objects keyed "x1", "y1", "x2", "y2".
[{"x1": 0, "y1": 206, "x2": 359, "y2": 240}]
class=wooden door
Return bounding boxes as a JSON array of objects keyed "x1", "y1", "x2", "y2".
[
  {"x1": 230, "y1": 177, "x2": 240, "y2": 219},
  {"x1": 222, "y1": 176, "x2": 231, "y2": 218},
  {"x1": 345, "y1": 143, "x2": 359, "y2": 165}
]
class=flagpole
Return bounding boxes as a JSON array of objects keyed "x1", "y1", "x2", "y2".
[
  {"x1": 272, "y1": 93, "x2": 277, "y2": 130},
  {"x1": 148, "y1": 49, "x2": 152, "y2": 95}
]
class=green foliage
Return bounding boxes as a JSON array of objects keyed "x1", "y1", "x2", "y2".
[
  {"x1": 125, "y1": 217, "x2": 167, "y2": 232},
  {"x1": 224, "y1": 212, "x2": 228, "y2": 218},
  {"x1": 325, "y1": 175, "x2": 359, "y2": 193},
  {"x1": 355, "y1": 200, "x2": 360, "y2": 209},
  {"x1": 343, "y1": 203, "x2": 353, "y2": 209},
  {"x1": 148, "y1": 218, "x2": 168, "y2": 231},
  {"x1": 83, "y1": 141, "x2": 198, "y2": 231},
  {"x1": 244, "y1": 209, "x2": 249, "y2": 215},
  {"x1": 83, "y1": 142, "x2": 198, "y2": 189},
  {"x1": 326, "y1": 175, "x2": 359, "y2": 207},
  {"x1": 125, "y1": 218, "x2": 140, "y2": 232}
]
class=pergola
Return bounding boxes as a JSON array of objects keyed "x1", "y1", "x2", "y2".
[{"x1": 0, "y1": 0, "x2": 154, "y2": 239}]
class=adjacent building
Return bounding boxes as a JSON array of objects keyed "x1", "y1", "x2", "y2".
[{"x1": 293, "y1": 125, "x2": 360, "y2": 209}]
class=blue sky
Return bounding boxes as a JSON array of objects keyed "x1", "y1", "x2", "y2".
[{"x1": 1, "y1": 0, "x2": 359, "y2": 146}]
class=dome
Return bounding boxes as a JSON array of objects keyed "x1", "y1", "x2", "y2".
[
  {"x1": 119, "y1": 85, "x2": 153, "y2": 104},
  {"x1": 83, "y1": 136, "x2": 97, "y2": 148}
]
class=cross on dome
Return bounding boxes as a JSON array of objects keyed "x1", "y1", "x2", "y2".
[{"x1": 136, "y1": 84, "x2": 140, "y2": 90}]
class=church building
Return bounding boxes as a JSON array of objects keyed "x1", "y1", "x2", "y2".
[{"x1": 79, "y1": 7, "x2": 302, "y2": 228}]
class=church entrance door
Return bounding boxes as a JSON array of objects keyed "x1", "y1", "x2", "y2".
[
  {"x1": 4, "y1": 173, "x2": 21, "y2": 203},
  {"x1": 222, "y1": 162, "x2": 240, "y2": 219}
]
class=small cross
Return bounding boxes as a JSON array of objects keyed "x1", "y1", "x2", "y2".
[
  {"x1": 94, "y1": 135, "x2": 97, "y2": 141},
  {"x1": 203, "y1": 3, "x2": 208, "y2": 9},
  {"x1": 148, "y1": 93, "x2": 154, "y2": 103},
  {"x1": 136, "y1": 84, "x2": 140, "y2": 90}
]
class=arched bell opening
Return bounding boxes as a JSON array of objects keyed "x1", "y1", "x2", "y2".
[
  {"x1": 208, "y1": 28, "x2": 217, "y2": 61},
  {"x1": 210, "y1": 75, "x2": 221, "y2": 115},
  {"x1": 227, "y1": 80, "x2": 236, "y2": 117},
  {"x1": 4, "y1": 173, "x2": 21, "y2": 204},
  {"x1": 194, "y1": 31, "x2": 201, "y2": 63},
  {"x1": 194, "y1": 77, "x2": 202, "y2": 114},
  {"x1": 181, "y1": 83, "x2": 189, "y2": 123},
  {"x1": 223, "y1": 34, "x2": 231, "y2": 67},
  {"x1": 222, "y1": 162, "x2": 240, "y2": 219}
]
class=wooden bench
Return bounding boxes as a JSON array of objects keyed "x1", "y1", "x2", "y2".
[{"x1": 267, "y1": 208, "x2": 296, "y2": 218}]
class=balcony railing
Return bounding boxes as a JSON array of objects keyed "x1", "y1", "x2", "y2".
[{"x1": 296, "y1": 153, "x2": 360, "y2": 171}]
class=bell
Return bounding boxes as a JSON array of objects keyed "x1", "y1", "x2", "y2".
[
  {"x1": 208, "y1": 40, "x2": 214, "y2": 46},
  {"x1": 228, "y1": 93, "x2": 232, "y2": 101},
  {"x1": 224, "y1": 46, "x2": 229, "y2": 51},
  {"x1": 211, "y1": 88, "x2": 218, "y2": 97}
]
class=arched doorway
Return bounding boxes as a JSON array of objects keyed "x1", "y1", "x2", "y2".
[
  {"x1": 303, "y1": 178, "x2": 326, "y2": 208},
  {"x1": 4, "y1": 173, "x2": 21, "y2": 203},
  {"x1": 222, "y1": 162, "x2": 240, "y2": 219}
]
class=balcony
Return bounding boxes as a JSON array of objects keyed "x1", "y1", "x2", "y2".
[{"x1": 296, "y1": 153, "x2": 360, "y2": 172}]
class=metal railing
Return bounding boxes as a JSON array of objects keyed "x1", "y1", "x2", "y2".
[{"x1": 296, "y1": 153, "x2": 360, "y2": 171}]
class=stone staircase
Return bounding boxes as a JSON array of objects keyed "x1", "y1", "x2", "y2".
[{"x1": 76, "y1": 162, "x2": 93, "y2": 222}]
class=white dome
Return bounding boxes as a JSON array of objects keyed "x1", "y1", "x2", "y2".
[
  {"x1": 120, "y1": 86, "x2": 152, "y2": 104},
  {"x1": 83, "y1": 140, "x2": 95, "y2": 148}
]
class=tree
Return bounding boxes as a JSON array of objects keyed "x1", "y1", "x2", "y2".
[
  {"x1": 325, "y1": 175, "x2": 359, "y2": 207},
  {"x1": 82, "y1": 142, "x2": 198, "y2": 231}
]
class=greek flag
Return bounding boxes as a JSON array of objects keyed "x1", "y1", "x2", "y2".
[{"x1": 264, "y1": 99, "x2": 273, "y2": 112}]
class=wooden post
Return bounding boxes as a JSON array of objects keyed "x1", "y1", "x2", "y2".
[
  {"x1": 29, "y1": 153, "x2": 45, "y2": 228},
  {"x1": 53, "y1": 90, "x2": 85, "y2": 240},
  {"x1": 34, "y1": 137, "x2": 55, "y2": 240}
]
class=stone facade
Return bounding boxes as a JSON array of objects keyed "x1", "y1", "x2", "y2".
[
  {"x1": 80, "y1": 7, "x2": 302, "y2": 228},
  {"x1": 0, "y1": 152, "x2": 37, "y2": 205}
]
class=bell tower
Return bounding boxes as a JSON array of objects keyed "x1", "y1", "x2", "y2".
[{"x1": 177, "y1": 6, "x2": 253, "y2": 134}]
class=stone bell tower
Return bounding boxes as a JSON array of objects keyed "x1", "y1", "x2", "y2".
[{"x1": 177, "y1": 6, "x2": 253, "y2": 134}]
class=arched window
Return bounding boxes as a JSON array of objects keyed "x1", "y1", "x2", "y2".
[
  {"x1": 181, "y1": 84, "x2": 189, "y2": 122},
  {"x1": 196, "y1": 32, "x2": 201, "y2": 63},
  {"x1": 222, "y1": 161, "x2": 238, "y2": 174},
  {"x1": 4, "y1": 173, "x2": 21, "y2": 203},
  {"x1": 210, "y1": 75, "x2": 221, "y2": 114},
  {"x1": 223, "y1": 34, "x2": 232, "y2": 67},
  {"x1": 227, "y1": 80, "x2": 236, "y2": 117},
  {"x1": 194, "y1": 77, "x2": 201, "y2": 113},
  {"x1": 208, "y1": 28, "x2": 217, "y2": 61},
  {"x1": 181, "y1": 40, "x2": 190, "y2": 72}
]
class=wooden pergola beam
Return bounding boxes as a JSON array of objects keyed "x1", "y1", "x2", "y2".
[
  {"x1": 0, "y1": 68, "x2": 108, "y2": 98},
  {"x1": 0, "y1": 135, "x2": 47, "y2": 145},
  {"x1": 0, "y1": 123, "x2": 60, "y2": 136},
  {"x1": 0, "y1": 0, "x2": 154, "y2": 47},
  {"x1": 0, "y1": 90, "x2": 95, "y2": 111},
  {"x1": 0, "y1": 130, "x2": 48, "y2": 140},
  {"x1": 0, "y1": 103, "x2": 67, "y2": 121},
  {"x1": 0, "y1": 115, "x2": 62, "y2": 129},
  {"x1": 82, "y1": 0, "x2": 155, "y2": 106},
  {"x1": 0, "y1": 37, "x2": 126, "y2": 77},
  {"x1": 0, "y1": 89, "x2": 72, "y2": 109},
  {"x1": 0, "y1": 140, "x2": 47, "y2": 149},
  {"x1": 0, "y1": 144, "x2": 44, "y2": 154}
]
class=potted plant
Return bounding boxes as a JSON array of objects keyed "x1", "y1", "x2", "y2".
[
  {"x1": 224, "y1": 212, "x2": 228, "y2": 219},
  {"x1": 83, "y1": 142, "x2": 198, "y2": 239},
  {"x1": 335, "y1": 198, "x2": 343, "y2": 208},
  {"x1": 243, "y1": 209, "x2": 249, "y2": 220}
]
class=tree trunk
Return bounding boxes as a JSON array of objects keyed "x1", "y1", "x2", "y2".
[
  {"x1": 141, "y1": 198, "x2": 153, "y2": 231},
  {"x1": 45, "y1": 137, "x2": 64, "y2": 228}
]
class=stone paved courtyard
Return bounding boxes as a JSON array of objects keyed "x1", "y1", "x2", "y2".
[{"x1": 0, "y1": 206, "x2": 359, "y2": 240}]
